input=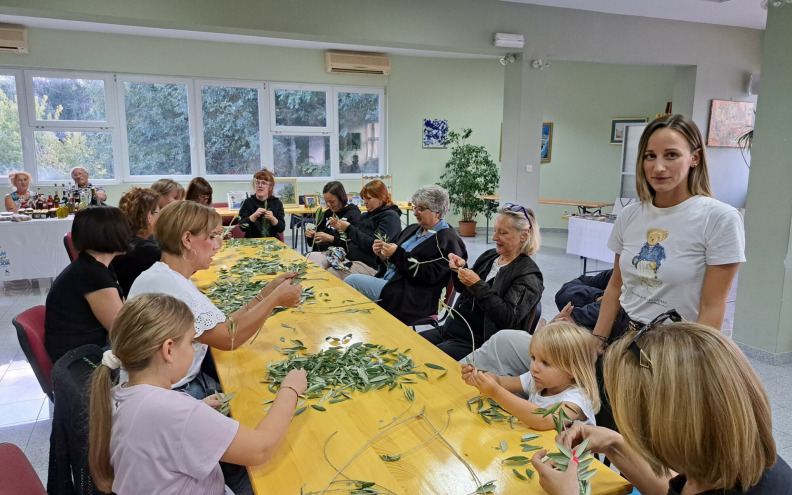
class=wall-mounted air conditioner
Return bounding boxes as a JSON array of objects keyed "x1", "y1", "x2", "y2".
[
  {"x1": 0, "y1": 25, "x2": 28, "y2": 54},
  {"x1": 325, "y1": 51, "x2": 390, "y2": 76}
]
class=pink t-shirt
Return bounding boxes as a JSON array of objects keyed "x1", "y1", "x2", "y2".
[{"x1": 110, "y1": 384, "x2": 239, "y2": 495}]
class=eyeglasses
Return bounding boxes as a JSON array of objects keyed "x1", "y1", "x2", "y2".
[
  {"x1": 413, "y1": 205, "x2": 432, "y2": 213},
  {"x1": 252, "y1": 180, "x2": 271, "y2": 187},
  {"x1": 502, "y1": 203, "x2": 533, "y2": 229},
  {"x1": 627, "y1": 309, "x2": 683, "y2": 371},
  {"x1": 151, "y1": 210, "x2": 160, "y2": 215}
]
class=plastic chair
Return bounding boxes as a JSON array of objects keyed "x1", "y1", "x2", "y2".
[
  {"x1": 12, "y1": 305, "x2": 54, "y2": 402},
  {"x1": 63, "y1": 233, "x2": 77, "y2": 262},
  {"x1": 0, "y1": 443, "x2": 47, "y2": 495}
]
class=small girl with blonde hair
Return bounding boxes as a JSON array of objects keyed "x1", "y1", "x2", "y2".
[
  {"x1": 89, "y1": 293, "x2": 306, "y2": 494},
  {"x1": 461, "y1": 322, "x2": 599, "y2": 430}
]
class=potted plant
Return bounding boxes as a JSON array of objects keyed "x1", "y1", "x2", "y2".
[{"x1": 437, "y1": 128, "x2": 500, "y2": 236}]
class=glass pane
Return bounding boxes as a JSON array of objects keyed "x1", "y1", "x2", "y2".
[
  {"x1": 274, "y1": 89, "x2": 327, "y2": 127},
  {"x1": 0, "y1": 75, "x2": 23, "y2": 176},
  {"x1": 273, "y1": 135, "x2": 330, "y2": 178},
  {"x1": 125, "y1": 82, "x2": 191, "y2": 176},
  {"x1": 202, "y1": 85, "x2": 261, "y2": 175},
  {"x1": 32, "y1": 77, "x2": 106, "y2": 121},
  {"x1": 35, "y1": 131, "x2": 114, "y2": 181},
  {"x1": 338, "y1": 92, "x2": 380, "y2": 174}
]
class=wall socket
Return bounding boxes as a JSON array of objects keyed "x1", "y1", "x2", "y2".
[{"x1": 525, "y1": 164, "x2": 533, "y2": 172}]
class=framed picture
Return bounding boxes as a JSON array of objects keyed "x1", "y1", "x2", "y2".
[
  {"x1": 301, "y1": 194, "x2": 319, "y2": 209},
  {"x1": 541, "y1": 122, "x2": 553, "y2": 163},
  {"x1": 226, "y1": 191, "x2": 249, "y2": 211},
  {"x1": 422, "y1": 119, "x2": 448, "y2": 148},
  {"x1": 347, "y1": 192, "x2": 362, "y2": 207},
  {"x1": 274, "y1": 178, "x2": 298, "y2": 207},
  {"x1": 610, "y1": 118, "x2": 648, "y2": 145},
  {"x1": 707, "y1": 99, "x2": 754, "y2": 147}
]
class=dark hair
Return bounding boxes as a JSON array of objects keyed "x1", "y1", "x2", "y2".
[
  {"x1": 185, "y1": 177, "x2": 213, "y2": 204},
  {"x1": 72, "y1": 206, "x2": 132, "y2": 254},
  {"x1": 322, "y1": 181, "x2": 348, "y2": 207}
]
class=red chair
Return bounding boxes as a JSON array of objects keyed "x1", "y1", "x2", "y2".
[
  {"x1": 231, "y1": 225, "x2": 284, "y2": 242},
  {"x1": 12, "y1": 306, "x2": 54, "y2": 402},
  {"x1": 0, "y1": 443, "x2": 47, "y2": 495},
  {"x1": 63, "y1": 232, "x2": 77, "y2": 261}
]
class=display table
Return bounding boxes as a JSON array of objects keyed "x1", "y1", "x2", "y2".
[
  {"x1": 566, "y1": 216, "x2": 615, "y2": 273},
  {"x1": 194, "y1": 239, "x2": 632, "y2": 495},
  {"x1": 0, "y1": 217, "x2": 73, "y2": 282}
]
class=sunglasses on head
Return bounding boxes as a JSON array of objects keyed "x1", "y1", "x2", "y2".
[
  {"x1": 626, "y1": 309, "x2": 683, "y2": 371},
  {"x1": 502, "y1": 203, "x2": 533, "y2": 229}
]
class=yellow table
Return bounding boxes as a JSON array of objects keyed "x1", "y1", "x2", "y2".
[{"x1": 193, "y1": 240, "x2": 631, "y2": 495}]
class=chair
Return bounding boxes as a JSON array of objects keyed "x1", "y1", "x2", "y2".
[
  {"x1": 231, "y1": 225, "x2": 284, "y2": 242},
  {"x1": 0, "y1": 443, "x2": 47, "y2": 495},
  {"x1": 12, "y1": 306, "x2": 54, "y2": 402},
  {"x1": 410, "y1": 278, "x2": 456, "y2": 330},
  {"x1": 526, "y1": 301, "x2": 542, "y2": 335},
  {"x1": 291, "y1": 195, "x2": 315, "y2": 253},
  {"x1": 63, "y1": 233, "x2": 77, "y2": 262}
]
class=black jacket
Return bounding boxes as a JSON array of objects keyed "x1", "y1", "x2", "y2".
[
  {"x1": 454, "y1": 249, "x2": 544, "y2": 334},
  {"x1": 309, "y1": 204, "x2": 362, "y2": 252},
  {"x1": 554, "y1": 269, "x2": 612, "y2": 329},
  {"x1": 238, "y1": 195, "x2": 286, "y2": 238},
  {"x1": 377, "y1": 223, "x2": 467, "y2": 325},
  {"x1": 345, "y1": 204, "x2": 403, "y2": 268}
]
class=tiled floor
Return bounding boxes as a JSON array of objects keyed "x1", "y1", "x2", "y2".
[{"x1": 1, "y1": 229, "x2": 790, "y2": 486}]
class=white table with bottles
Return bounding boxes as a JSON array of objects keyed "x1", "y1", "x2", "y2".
[{"x1": 0, "y1": 216, "x2": 74, "y2": 282}]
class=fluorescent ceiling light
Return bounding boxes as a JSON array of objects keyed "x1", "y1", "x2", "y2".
[{"x1": 494, "y1": 33, "x2": 524, "y2": 49}]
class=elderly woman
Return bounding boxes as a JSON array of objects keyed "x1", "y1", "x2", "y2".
[
  {"x1": 324, "y1": 179, "x2": 403, "y2": 279},
  {"x1": 45, "y1": 206, "x2": 130, "y2": 363},
  {"x1": 111, "y1": 187, "x2": 162, "y2": 296},
  {"x1": 4, "y1": 170, "x2": 37, "y2": 212},
  {"x1": 306, "y1": 181, "x2": 361, "y2": 263},
  {"x1": 128, "y1": 200, "x2": 302, "y2": 399},
  {"x1": 346, "y1": 185, "x2": 467, "y2": 326},
  {"x1": 531, "y1": 321, "x2": 792, "y2": 494},
  {"x1": 239, "y1": 169, "x2": 286, "y2": 239},
  {"x1": 185, "y1": 177, "x2": 214, "y2": 206},
  {"x1": 421, "y1": 204, "x2": 544, "y2": 359},
  {"x1": 150, "y1": 178, "x2": 185, "y2": 210}
]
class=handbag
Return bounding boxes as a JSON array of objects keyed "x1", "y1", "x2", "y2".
[{"x1": 325, "y1": 246, "x2": 353, "y2": 271}]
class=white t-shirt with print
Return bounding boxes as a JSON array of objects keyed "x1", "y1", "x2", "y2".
[
  {"x1": 519, "y1": 373, "x2": 596, "y2": 426},
  {"x1": 608, "y1": 196, "x2": 745, "y2": 324},
  {"x1": 128, "y1": 262, "x2": 226, "y2": 388}
]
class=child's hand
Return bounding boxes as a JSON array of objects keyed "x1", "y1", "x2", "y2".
[
  {"x1": 530, "y1": 450, "x2": 580, "y2": 495},
  {"x1": 282, "y1": 369, "x2": 308, "y2": 395},
  {"x1": 465, "y1": 370, "x2": 501, "y2": 397},
  {"x1": 203, "y1": 394, "x2": 224, "y2": 409},
  {"x1": 460, "y1": 363, "x2": 476, "y2": 381}
]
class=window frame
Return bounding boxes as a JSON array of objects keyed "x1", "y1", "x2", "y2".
[
  {"x1": 269, "y1": 82, "x2": 332, "y2": 134},
  {"x1": 333, "y1": 86, "x2": 386, "y2": 179},
  {"x1": 0, "y1": 69, "x2": 31, "y2": 179}
]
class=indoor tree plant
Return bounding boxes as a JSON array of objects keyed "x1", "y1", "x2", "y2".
[{"x1": 437, "y1": 128, "x2": 500, "y2": 236}]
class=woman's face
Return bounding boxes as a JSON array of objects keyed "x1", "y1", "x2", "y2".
[
  {"x1": 492, "y1": 215, "x2": 526, "y2": 258},
  {"x1": 363, "y1": 194, "x2": 383, "y2": 211},
  {"x1": 188, "y1": 227, "x2": 222, "y2": 271},
  {"x1": 413, "y1": 203, "x2": 441, "y2": 230},
  {"x1": 13, "y1": 175, "x2": 30, "y2": 192},
  {"x1": 642, "y1": 128, "x2": 700, "y2": 206},
  {"x1": 197, "y1": 194, "x2": 211, "y2": 206},
  {"x1": 324, "y1": 193, "x2": 342, "y2": 213},
  {"x1": 254, "y1": 179, "x2": 272, "y2": 200}
]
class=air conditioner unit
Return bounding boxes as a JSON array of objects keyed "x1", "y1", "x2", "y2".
[
  {"x1": 325, "y1": 51, "x2": 390, "y2": 76},
  {"x1": 0, "y1": 26, "x2": 28, "y2": 54}
]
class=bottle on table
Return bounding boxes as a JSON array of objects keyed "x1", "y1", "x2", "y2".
[{"x1": 53, "y1": 185, "x2": 60, "y2": 207}]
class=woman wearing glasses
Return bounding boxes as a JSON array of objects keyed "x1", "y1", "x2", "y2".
[
  {"x1": 238, "y1": 169, "x2": 286, "y2": 239},
  {"x1": 421, "y1": 204, "x2": 543, "y2": 360},
  {"x1": 111, "y1": 187, "x2": 163, "y2": 297},
  {"x1": 185, "y1": 177, "x2": 214, "y2": 207},
  {"x1": 531, "y1": 322, "x2": 792, "y2": 494},
  {"x1": 345, "y1": 185, "x2": 467, "y2": 326}
]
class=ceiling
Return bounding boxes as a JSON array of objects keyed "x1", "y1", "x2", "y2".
[{"x1": 502, "y1": 0, "x2": 768, "y2": 30}]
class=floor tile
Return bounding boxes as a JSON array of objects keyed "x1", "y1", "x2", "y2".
[
  {"x1": 0, "y1": 398, "x2": 46, "y2": 427},
  {"x1": 0, "y1": 421, "x2": 35, "y2": 448},
  {"x1": 0, "y1": 368, "x2": 47, "y2": 404}
]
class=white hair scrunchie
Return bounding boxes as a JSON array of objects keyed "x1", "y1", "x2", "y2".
[{"x1": 102, "y1": 350, "x2": 122, "y2": 370}]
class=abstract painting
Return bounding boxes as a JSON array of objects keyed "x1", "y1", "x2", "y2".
[
  {"x1": 541, "y1": 122, "x2": 553, "y2": 163},
  {"x1": 422, "y1": 119, "x2": 448, "y2": 148},
  {"x1": 707, "y1": 100, "x2": 754, "y2": 147}
]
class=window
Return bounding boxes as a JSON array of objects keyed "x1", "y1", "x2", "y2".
[
  {"x1": 35, "y1": 131, "x2": 114, "y2": 181},
  {"x1": 30, "y1": 76, "x2": 106, "y2": 122},
  {"x1": 270, "y1": 85, "x2": 331, "y2": 179},
  {"x1": 273, "y1": 88, "x2": 328, "y2": 129},
  {"x1": 122, "y1": 80, "x2": 192, "y2": 176},
  {"x1": 0, "y1": 73, "x2": 23, "y2": 176},
  {"x1": 272, "y1": 135, "x2": 331, "y2": 177},
  {"x1": 337, "y1": 90, "x2": 382, "y2": 175},
  {"x1": 201, "y1": 84, "x2": 262, "y2": 176}
]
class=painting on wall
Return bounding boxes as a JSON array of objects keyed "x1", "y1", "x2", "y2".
[
  {"x1": 707, "y1": 100, "x2": 754, "y2": 147},
  {"x1": 226, "y1": 191, "x2": 249, "y2": 211},
  {"x1": 610, "y1": 118, "x2": 648, "y2": 145},
  {"x1": 274, "y1": 178, "x2": 298, "y2": 207},
  {"x1": 422, "y1": 119, "x2": 448, "y2": 148},
  {"x1": 541, "y1": 122, "x2": 553, "y2": 163}
]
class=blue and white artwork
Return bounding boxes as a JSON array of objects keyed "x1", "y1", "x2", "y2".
[{"x1": 422, "y1": 119, "x2": 448, "y2": 148}]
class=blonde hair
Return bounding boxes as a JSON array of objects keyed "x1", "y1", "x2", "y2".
[
  {"x1": 604, "y1": 322, "x2": 775, "y2": 490},
  {"x1": 499, "y1": 209, "x2": 541, "y2": 256},
  {"x1": 635, "y1": 114, "x2": 712, "y2": 203},
  {"x1": 89, "y1": 294, "x2": 195, "y2": 493},
  {"x1": 155, "y1": 200, "x2": 221, "y2": 255},
  {"x1": 529, "y1": 322, "x2": 600, "y2": 412},
  {"x1": 150, "y1": 179, "x2": 185, "y2": 203},
  {"x1": 7, "y1": 170, "x2": 32, "y2": 189}
]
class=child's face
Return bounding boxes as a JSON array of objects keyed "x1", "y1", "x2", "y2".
[
  {"x1": 171, "y1": 325, "x2": 198, "y2": 383},
  {"x1": 529, "y1": 345, "x2": 574, "y2": 396}
]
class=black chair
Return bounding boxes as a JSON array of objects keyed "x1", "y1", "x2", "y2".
[{"x1": 291, "y1": 195, "x2": 315, "y2": 253}]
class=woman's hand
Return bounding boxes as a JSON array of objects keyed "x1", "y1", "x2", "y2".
[
  {"x1": 379, "y1": 242, "x2": 397, "y2": 258},
  {"x1": 263, "y1": 209, "x2": 277, "y2": 225},
  {"x1": 272, "y1": 282, "x2": 303, "y2": 308},
  {"x1": 463, "y1": 369, "x2": 501, "y2": 397},
  {"x1": 305, "y1": 228, "x2": 315, "y2": 239},
  {"x1": 373, "y1": 239, "x2": 385, "y2": 257},
  {"x1": 557, "y1": 422, "x2": 620, "y2": 457},
  {"x1": 530, "y1": 450, "x2": 580, "y2": 495},
  {"x1": 270, "y1": 271, "x2": 297, "y2": 288},
  {"x1": 314, "y1": 232, "x2": 334, "y2": 243},
  {"x1": 456, "y1": 267, "x2": 480, "y2": 286},
  {"x1": 252, "y1": 207, "x2": 267, "y2": 220},
  {"x1": 281, "y1": 369, "x2": 308, "y2": 395},
  {"x1": 329, "y1": 217, "x2": 350, "y2": 232},
  {"x1": 448, "y1": 253, "x2": 466, "y2": 270}
]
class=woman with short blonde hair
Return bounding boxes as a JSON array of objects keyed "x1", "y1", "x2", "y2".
[
  {"x1": 150, "y1": 178, "x2": 185, "y2": 209},
  {"x1": 4, "y1": 170, "x2": 36, "y2": 212}
]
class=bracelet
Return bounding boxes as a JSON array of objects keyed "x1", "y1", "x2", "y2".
[
  {"x1": 280, "y1": 386, "x2": 300, "y2": 399},
  {"x1": 255, "y1": 291, "x2": 264, "y2": 302},
  {"x1": 244, "y1": 302, "x2": 252, "y2": 311},
  {"x1": 592, "y1": 334, "x2": 608, "y2": 343}
]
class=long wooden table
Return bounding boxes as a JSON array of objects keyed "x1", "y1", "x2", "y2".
[{"x1": 194, "y1": 239, "x2": 631, "y2": 495}]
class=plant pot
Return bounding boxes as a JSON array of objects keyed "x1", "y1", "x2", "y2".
[{"x1": 458, "y1": 221, "x2": 477, "y2": 237}]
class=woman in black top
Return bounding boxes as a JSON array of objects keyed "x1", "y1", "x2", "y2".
[
  {"x1": 111, "y1": 187, "x2": 162, "y2": 296},
  {"x1": 45, "y1": 206, "x2": 130, "y2": 363},
  {"x1": 306, "y1": 181, "x2": 361, "y2": 256},
  {"x1": 238, "y1": 169, "x2": 285, "y2": 238}
]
